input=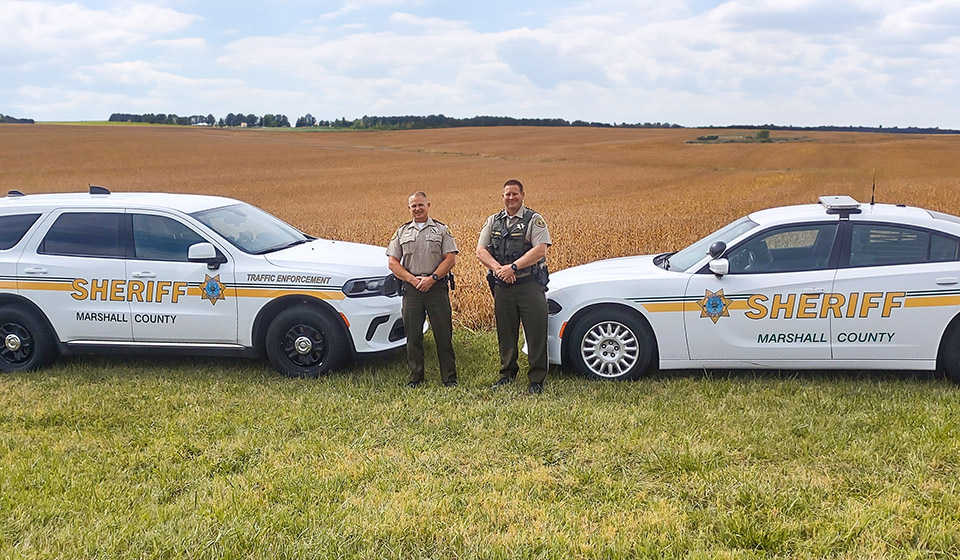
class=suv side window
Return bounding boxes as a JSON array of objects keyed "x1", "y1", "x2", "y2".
[
  {"x1": 0, "y1": 213, "x2": 41, "y2": 250},
  {"x1": 132, "y1": 214, "x2": 206, "y2": 261},
  {"x1": 848, "y1": 224, "x2": 956, "y2": 267},
  {"x1": 39, "y1": 212, "x2": 125, "y2": 257},
  {"x1": 727, "y1": 223, "x2": 838, "y2": 274}
]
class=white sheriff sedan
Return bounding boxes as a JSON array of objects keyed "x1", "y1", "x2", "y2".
[
  {"x1": 547, "y1": 195, "x2": 960, "y2": 382},
  {"x1": 0, "y1": 187, "x2": 405, "y2": 376}
]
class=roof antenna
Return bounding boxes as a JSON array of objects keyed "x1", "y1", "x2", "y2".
[{"x1": 870, "y1": 169, "x2": 876, "y2": 206}]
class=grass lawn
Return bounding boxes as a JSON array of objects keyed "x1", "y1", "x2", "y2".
[{"x1": 2, "y1": 330, "x2": 959, "y2": 559}]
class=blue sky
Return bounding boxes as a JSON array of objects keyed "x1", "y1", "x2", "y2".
[{"x1": 3, "y1": 0, "x2": 959, "y2": 127}]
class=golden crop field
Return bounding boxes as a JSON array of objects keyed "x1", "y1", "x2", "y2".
[{"x1": 2, "y1": 124, "x2": 959, "y2": 328}]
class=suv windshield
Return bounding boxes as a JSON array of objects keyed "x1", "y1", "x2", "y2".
[
  {"x1": 666, "y1": 216, "x2": 758, "y2": 271},
  {"x1": 191, "y1": 203, "x2": 308, "y2": 254}
]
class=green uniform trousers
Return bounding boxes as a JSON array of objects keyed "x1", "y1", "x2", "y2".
[
  {"x1": 402, "y1": 283, "x2": 457, "y2": 383},
  {"x1": 493, "y1": 280, "x2": 548, "y2": 384}
]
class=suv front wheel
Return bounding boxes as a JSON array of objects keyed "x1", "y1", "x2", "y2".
[{"x1": 265, "y1": 305, "x2": 347, "y2": 377}]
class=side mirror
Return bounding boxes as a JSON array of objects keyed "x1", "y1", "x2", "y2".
[
  {"x1": 709, "y1": 258, "x2": 729, "y2": 277},
  {"x1": 188, "y1": 242, "x2": 226, "y2": 270},
  {"x1": 708, "y1": 241, "x2": 726, "y2": 259}
]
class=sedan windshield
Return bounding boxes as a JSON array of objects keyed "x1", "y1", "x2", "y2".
[
  {"x1": 191, "y1": 203, "x2": 309, "y2": 254},
  {"x1": 666, "y1": 216, "x2": 758, "y2": 271}
]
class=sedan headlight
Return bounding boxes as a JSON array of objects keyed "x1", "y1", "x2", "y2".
[{"x1": 342, "y1": 276, "x2": 396, "y2": 298}]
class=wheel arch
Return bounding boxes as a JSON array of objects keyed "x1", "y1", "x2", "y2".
[
  {"x1": 250, "y1": 295, "x2": 354, "y2": 358},
  {"x1": 0, "y1": 294, "x2": 61, "y2": 345},
  {"x1": 561, "y1": 302, "x2": 658, "y2": 368},
  {"x1": 935, "y1": 311, "x2": 960, "y2": 376}
]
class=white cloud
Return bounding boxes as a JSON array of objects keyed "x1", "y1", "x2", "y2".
[
  {"x1": 0, "y1": 1, "x2": 200, "y2": 56},
  {"x1": 151, "y1": 37, "x2": 207, "y2": 50}
]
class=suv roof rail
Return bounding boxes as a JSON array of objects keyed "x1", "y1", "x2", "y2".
[
  {"x1": 6, "y1": 190, "x2": 25, "y2": 197},
  {"x1": 89, "y1": 185, "x2": 111, "y2": 195}
]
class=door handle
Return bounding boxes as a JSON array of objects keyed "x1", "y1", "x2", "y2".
[
  {"x1": 801, "y1": 287, "x2": 825, "y2": 294},
  {"x1": 936, "y1": 277, "x2": 958, "y2": 286},
  {"x1": 131, "y1": 271, "x2": 157, "y2": 278},
  {"x1": 23, "y1": 267, "x2": 48, "y2": 274}
]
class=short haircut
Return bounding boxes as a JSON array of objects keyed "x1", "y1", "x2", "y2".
[
  {"x1": 409, "y1": 191, "x2": 428, "y2": 200},
  {"x1": 502, "y1": 179, "x2": 524, "y2": 193}
]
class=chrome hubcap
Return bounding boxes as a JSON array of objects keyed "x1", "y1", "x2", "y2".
[
  {"x1": 4, "y1": 333, "x2": 21, "y2": 352},
  {"x1": 294, "y1": 336, "x2": 313, "y2": 355},
  {"x1": 580, "y1": 321, "x2": 640, "y2": 378}
]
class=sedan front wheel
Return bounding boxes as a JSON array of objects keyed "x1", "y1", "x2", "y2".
[{"x1": 568, "y1": 307, "x2": 655, "y2": 381}]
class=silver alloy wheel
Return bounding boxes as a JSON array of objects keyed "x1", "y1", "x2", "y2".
[{"x1": 580, "y1": 320, "x2": 640, "y2": 378}]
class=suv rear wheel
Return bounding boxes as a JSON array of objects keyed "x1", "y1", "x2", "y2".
[{"x1": 0, "y1": 306, "x2": 55, "y2": 372}]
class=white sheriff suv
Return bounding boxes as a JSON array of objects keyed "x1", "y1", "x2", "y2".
[
  {"x1": 0, "y1": 187, "x2": 405, "y2": 376},
  {"x1": 547, "y1": 195, "x2": 960, "y2": 382}
]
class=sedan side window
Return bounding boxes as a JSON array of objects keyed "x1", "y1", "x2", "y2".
[
  {"x1": 849, "y1": 224, "x2": 957, "y2": 267},
  {"x1": 39, "y1": 212, "x2": 125, "y2": 257},
  {"x1": 727, "y1": 224, "x2": 838, "y2": 274},
  {"x1": 132, "y1": 214, "x2": 207, "y2": 261}
]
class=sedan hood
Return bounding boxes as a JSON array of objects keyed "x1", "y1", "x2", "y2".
[{"x1": 264, "y1": 239, "x2": 388, "y2": 276}]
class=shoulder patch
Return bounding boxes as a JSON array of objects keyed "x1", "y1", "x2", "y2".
[{"x1": 535, "y1": 217, "x2": 546, "y2": 228}]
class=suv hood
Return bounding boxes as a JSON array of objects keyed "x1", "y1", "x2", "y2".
[{"x1": 264, "y1": 239, "x2": 388, "y2": 276}]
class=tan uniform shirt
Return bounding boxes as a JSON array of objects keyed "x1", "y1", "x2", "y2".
[
  {"x1": 477, "y1": 205, "x2": 552, "y2": 248},
  {"x1": 386, "y1": 218, "x2": 458, "y2": 275}
]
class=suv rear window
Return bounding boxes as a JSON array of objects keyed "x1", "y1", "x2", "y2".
[
  {"x1": 0, "y1": 213, "x2": 41, "y2": 250},
  {"x1": 39, "y1": 212, "x2": 125, "y2": 258}
]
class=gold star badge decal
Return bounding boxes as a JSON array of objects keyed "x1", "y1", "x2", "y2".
[
  {"x1": 697, "y1": 289, "x2": 731, "y2": 323},
  {"x1": 200, "y1": 274, "x2": 226, "y2": 306}
]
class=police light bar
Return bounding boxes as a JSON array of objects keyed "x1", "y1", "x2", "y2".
[{"x1": 819, "y1": 195, "x2": 860, "y2": 211}]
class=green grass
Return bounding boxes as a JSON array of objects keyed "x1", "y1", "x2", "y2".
[{"x1": 2, "y1": 330, "x2": 959, "y2": 559}]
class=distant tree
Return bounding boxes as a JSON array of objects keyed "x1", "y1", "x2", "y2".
[
  {"x1": 296, "y1": 113, "x2": 316, "y2": 127},
  {"x1": 245, "y1": 114, "x2": 259, "y2": 127},
  {"x1": 206, "y1": 114, "x2": 215, "y2": 125},
  {"x1": 756, "y1": 130, "x2": 770, "y2": 139}
]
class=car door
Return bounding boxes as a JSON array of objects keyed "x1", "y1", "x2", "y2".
[
  {"x1": 127, "y1": 212, "x2": 238, "y2": 344},
  {"x1": 18, "y1": 210, "x2": 132, "y2": 341},
  {"x1": 831, "y1": 222, "x2": 960, "y2": 361},
  {"x1": 685, "y1": 222, "x2": 839, "y2": 361}
]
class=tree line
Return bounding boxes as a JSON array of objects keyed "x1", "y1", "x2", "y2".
[
  {"x1": 12, "y1": 112, "x2": 952, "y2": 134},
  {"x1": 105, "y1": 112, "x2": 682, "y2": 130},
  {"x1": 0, "y1": 114, "x2": 35, "y2": 124}
]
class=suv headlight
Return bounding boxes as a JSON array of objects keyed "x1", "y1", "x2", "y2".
[{"x1": 342, "y1": 276, "x2": 393, "y2": 298}]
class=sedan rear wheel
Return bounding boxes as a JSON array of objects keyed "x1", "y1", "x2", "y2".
[{"x1": 569, "y1": 308, "x2": 654, "y2": 381}]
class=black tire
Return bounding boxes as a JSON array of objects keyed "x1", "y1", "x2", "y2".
[
  {"x1": 567, "y1": 307, "x2": 655, "y2": 381},
  {"x1": 0, "y1": 306, "x2": 56, "y2": 373},
  {"x1": 940, "y1": 322, "x2": 960, "y2": 383},
  {"x1": 264, "y1": 305, "x2": 348, "y2": 377}
]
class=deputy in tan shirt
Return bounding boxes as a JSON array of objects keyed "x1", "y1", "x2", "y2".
[{"x1": 386, "y1": 191, "x2": 458, "y2": 387}]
